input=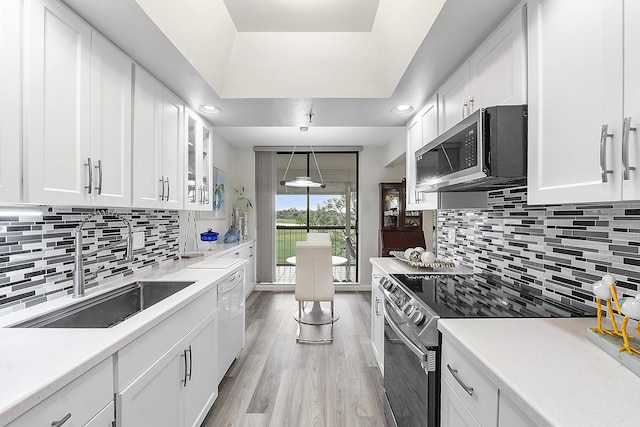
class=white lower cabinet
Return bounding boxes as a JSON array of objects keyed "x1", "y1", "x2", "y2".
[
  {"x1": 498, "y1": 393, "x2": 537, "y2": 427},
  {"x1": 116, "y1": 313, "x2": 217, "y2": 427},
  {"x1": 441, "y1": 376, "x2": 481, "y2": 427},
  {"x1": 115, "y1": 285, "x2": 218, "y2": 427},
  {"x1": 85, "y1": 402, "x2": 115, "y2": 427},
  {"x1": 8, "y1": 358, "x2": 114, "y2": 427},
  {"x1": 441, "y1": 337, "x2": 536, "y2": 427},
  {"x1": 441, "y1": 337, "x2": 498, "y2": 427},
  {"x1": 370, "y1": 268, "x2": 384, "y2": 374}
]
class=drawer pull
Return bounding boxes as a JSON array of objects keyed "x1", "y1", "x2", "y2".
[
  {"x1": 447, "y1": 364, "x2": 474, "y2": 396},
  {"x1": 51, "y1": 413, "x2": 71, "y2": 426},
  {"x1": 187, "y1": 345, "x2": 193, "y2": 382},
  {"x1": 182, "y1": 349, "x2": 189, "y2": 387}
]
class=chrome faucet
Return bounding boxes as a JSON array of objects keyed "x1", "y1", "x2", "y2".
[{"x1": 72, "y1": 210, "x2": 134, "y2": 298}]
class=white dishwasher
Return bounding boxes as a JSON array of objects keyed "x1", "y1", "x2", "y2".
[
  {"x1": 215, "y1": 268, "x2": 245, "y2": 384},
  {"x1": 187, "y1": 257, "x2": 245, "y2": 385}
]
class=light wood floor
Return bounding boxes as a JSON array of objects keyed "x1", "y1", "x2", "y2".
[{"x1": 201, "y1": 291, "x2": 386, "y2": 427}]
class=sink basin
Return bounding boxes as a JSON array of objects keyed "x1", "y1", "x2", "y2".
[{"x1": 12, "y1": 281, "x2": 195, "y2": 328}]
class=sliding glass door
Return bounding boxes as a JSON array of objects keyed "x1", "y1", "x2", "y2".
[{"x1": 276, "y1": 152, "x2": 358, "y2": 283}]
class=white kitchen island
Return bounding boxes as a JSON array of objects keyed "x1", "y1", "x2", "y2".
[{"x1": 439, "y1": 317, "x2": 640, "y2": 426}]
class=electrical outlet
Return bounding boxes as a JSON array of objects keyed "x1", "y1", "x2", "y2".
[{"x1": 132, "y1": 231, "x2": 145, "y2": 250}]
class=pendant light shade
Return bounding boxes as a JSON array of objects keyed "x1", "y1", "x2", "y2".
[{"x1": 280, "y1": 115, "x2": 325, "y2": 188}]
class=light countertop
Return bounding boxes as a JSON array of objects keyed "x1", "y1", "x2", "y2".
[
  {"x1": 0, "y1": 248, "x2": 250, "y2": 426},
  {"x1": 370, "y1": 256, "x2": 473, "y2": 275},
  {"x1": 438, "y1": 317, "x2": 640, "y2": 426}
]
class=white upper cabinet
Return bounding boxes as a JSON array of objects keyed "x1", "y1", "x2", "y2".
[
  {"x1": 184, "y1": 109, "x2": 212, "y2": 211},
  {"x1": 90, "y1": 31, "x2": 132, "y2": 207},
  {"x1": 622, "y1": 0, "x2": 640, "y2": 200},
  {"x1": 24, "y1": 0, "x2": 92, "y2": 205},
  {"x1": 469, "y1": 4, "x2": 527, "y2": 110},
  {"x1": 162, "y1": 90, "x2": 185, "y2": 209},
  {"x1": 527, "y1": 0, "x2": 624, "y2": 204},
  {"x1": 438, "y1": 64, "x2": 471, "y2": 134},
  {"x1": 0, "y1": 0, "x2": 22, "y2": 202},
  {"x1": 132, "y1": 66, "x2": 184, "y2": 209},
  {"x1": 24, "y1": 0, "x2": 133, "y2": 206},
  {"x1": 406, "y1": 96, "x2": 438, "y2": 210},
  {"x1": 438, "y1": 4, "x2": 527, "y2": 135}
]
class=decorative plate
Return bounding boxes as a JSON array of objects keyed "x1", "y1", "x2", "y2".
[{"x1": 389, "y1": 250, "x2": 456, "y2": 269}]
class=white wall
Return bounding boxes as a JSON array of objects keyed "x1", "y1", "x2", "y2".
[
  {"x1": 382, "y1": 130, "x2": 406, "y2": 168},
  {"x1": 358, "y1": 146, "x2": 404, "y2": 283}
]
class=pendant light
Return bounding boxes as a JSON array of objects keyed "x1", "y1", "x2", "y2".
[{"x1": 279, "y1": 113, "x2": 326, "y2": 188}]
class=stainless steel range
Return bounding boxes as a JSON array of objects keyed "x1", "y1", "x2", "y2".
[{"x1": 378, "y1": 272, "x2": 595, "y2": 427}]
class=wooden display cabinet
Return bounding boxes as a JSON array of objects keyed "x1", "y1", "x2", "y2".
[{"x1": 379, "y1": 182, "x2": 425, "y2": 256}]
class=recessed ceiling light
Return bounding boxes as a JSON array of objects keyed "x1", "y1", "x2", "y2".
[
  {"x1": 198, "y1": 105, "x2": 222, "y2": 114},
  {"x1": 392, "y1": 105, "x2": 414, "y2": 114}
]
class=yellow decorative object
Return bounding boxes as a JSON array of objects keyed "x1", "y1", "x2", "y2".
[
  {"x1": 618, "y1": 294, "x2": 640, "y2": 355},
  {"x1": 591, "y1": 277, "x2": 623, "y2": 337}
]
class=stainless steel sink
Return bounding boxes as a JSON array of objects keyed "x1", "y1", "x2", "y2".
[{"x1": 12, "y1": 281, "x2": 195, "y2": 328}]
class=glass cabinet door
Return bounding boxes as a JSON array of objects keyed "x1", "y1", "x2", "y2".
[
  {"x1": 187, "y1": 115, "x2": 197, "y2": 205},
  {"x1": 201, "y1": 126, "x2": 210, "y2": 206},
  {"x1": 184, "y1": 109, "x2": 212, "y2": 210},
  {"x1": 382, "y1": 187, "x2": 400, "y2": 229}
]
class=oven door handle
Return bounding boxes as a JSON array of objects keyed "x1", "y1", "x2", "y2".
[{"x1": 384, "y1": 310, "x2": 427, "y2": 362}]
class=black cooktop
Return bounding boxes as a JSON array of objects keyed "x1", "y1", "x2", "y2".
[{"x1": 389, "y1": 273, "x2": 596, "y2": 319}]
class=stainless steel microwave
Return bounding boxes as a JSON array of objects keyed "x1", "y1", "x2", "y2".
[{"x1": 415, "y1": 105, "x2": 527, "y2": 192}]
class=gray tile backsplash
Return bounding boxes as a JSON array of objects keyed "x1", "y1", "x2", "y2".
[
  {"x1": 0, "y1": 207, "x2": 180, "y2": 316},
  {"x1": 437, "y1": 186, "x2": 640, "y2": 309}
]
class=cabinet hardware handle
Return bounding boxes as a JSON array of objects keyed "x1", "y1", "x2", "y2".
[
  {"x1": 182, "y1": 349, "x2": 188, "y2": 387},
  {"x1": 85, "y1": 158, "x2": 93, "y2": 194},
  {"x1": 51, "y1": 413, "x2": 71, "y2": 426},
  {"x1": 375, "y1": 297, "x2": 381, "y2": 317},
  {"x1": 187, "y1": 345, "x2": 193, "y2": 381},
  {"x1": 462, "y1": 101, "x2": 468, "y2": 119},
  {"x1": 165, "y1": 177, "x2": 170, "y2": 201},
  {"x1": 468, "y1": 97, "x2": 474, "y2": 115},
  {"x1": 600, "y1": 124, "x2": 614, "y2": 183},
  {"x1": 95, "y1": 160, "x2": 103, "y2": 195},
  {"x1": 447, "y1": 364, "x2": 474, "y2": 396},
  {"x1": 623, "y1": 117, "x2": 638, "y2": 180},
  {"x1": 159, "y1": 176, "x2": 165, "y2": 200}
]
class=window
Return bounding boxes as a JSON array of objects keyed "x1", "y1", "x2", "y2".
[{"x1": 275, "y1": 152, "x2": 358, "y2": 283}]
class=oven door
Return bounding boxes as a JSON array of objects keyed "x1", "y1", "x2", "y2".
[{"x1": 383, "y1": 303, "x2": 438, "y2": 427}]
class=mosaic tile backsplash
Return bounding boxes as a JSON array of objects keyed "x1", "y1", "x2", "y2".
[
  {"x1": 0, "y1": 207, "x2": 180, "y2": 316},
  {"x1": 437, "y1": 186, "x2": 640, "y2": 309}
]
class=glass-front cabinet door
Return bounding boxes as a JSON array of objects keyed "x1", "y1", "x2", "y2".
[
  {"x1": 381, "y1": 186, "x2": 400, "y2": 229},
  {"x1": 184, "y1": 109, "x2": 212, "y2": 210}
]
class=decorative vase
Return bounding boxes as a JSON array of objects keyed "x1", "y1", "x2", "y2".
[{"x1": 242, "y1": 211, "x2": 249, "y2": 240}]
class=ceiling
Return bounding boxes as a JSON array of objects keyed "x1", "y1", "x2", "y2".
[
  {"x1": 61, "y1": 0, "x2": 520, "y2": 148},
  {"x1": 222, "y1": 0, "x2": 379, "y2": 32}
]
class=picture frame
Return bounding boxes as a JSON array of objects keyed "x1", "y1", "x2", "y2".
[{"x1": 212, "y1": 167, "x2": 227, "y2": 219}]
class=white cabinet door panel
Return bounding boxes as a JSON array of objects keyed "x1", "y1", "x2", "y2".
[
  {"x1": 116, "y1": 348, "x2": 184, "y2": 427},
  {"x1": 527, "y1": 0, "x2": 623, "y2": 204},
  {"x1": 184, "y1": 317, "x2": 217, "y2": 427},
  {"x1": 132, "y1": 66, "x2": 164, "y2": 208},
  {"x1": 623, "y1": 0, "x2": 640, "y2": 200},
  {"x1": 162, "y1": 90, "x2": 184, "y2": 208},
  {"x1": 25, "y1": 0, "x2": 91, "y2": 205},
  {"x1": 0, "y1": 0, "x2": 22, "y2": 202},
  {"x1": 469, "y1": 5, "x2": 526, "y2": 109},
  {"x1": 90, "y1": 32, "x2": 132, "y2": 207},
  {"x1": 438, "y1": 64, "x2": 470, "y2": 134}
]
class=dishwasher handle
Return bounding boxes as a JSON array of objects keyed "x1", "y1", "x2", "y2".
[{"x1": 218, "y1": 271, "x2": 243, "y2": 293}]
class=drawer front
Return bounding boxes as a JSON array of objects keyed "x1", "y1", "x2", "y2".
[
  {"x1": 8, "y1": 357, "x2": 113, "y2": 427},
  {"x1": 441, "y1": 337, "x2": 498, "y2": 427},
  {"x1": 116, "y1": 286, "x2": 217, "y2": 390}
]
